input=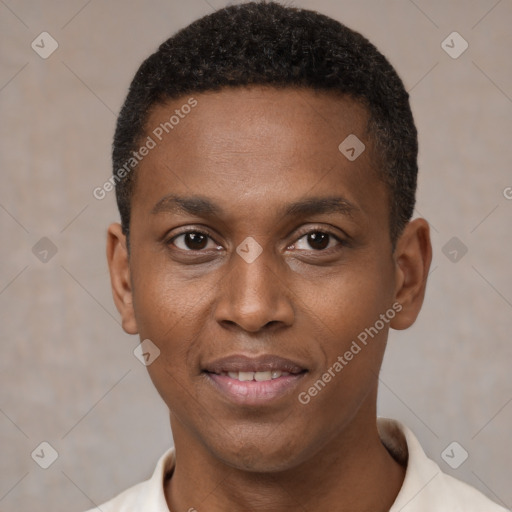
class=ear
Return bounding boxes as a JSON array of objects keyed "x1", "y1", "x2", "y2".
[
  {"x1": 106, "y1": 223, "x2": 138, "y2": 335},
  {"x1": 390, "y1": 218, "x2": 432, "y2": 330}
]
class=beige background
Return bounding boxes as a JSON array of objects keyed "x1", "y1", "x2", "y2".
[{"x1": 1, "y1": 0, "x2": 511, "y2": 510}]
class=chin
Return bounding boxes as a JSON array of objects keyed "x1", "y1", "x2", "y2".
[
  {"x1": 209, "y1": 434, "x2": 308, "y2": 474},
  {"x1": 225, "y1": 451, "x2": 297, "y2": 473}
]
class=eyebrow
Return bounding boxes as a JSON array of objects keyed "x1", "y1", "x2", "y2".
[{"x1": 151, "y1": 194, "x2": 359, "y2": 219}]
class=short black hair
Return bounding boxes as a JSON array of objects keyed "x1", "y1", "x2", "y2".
[{"x1": 113, "y1": 0, "x2": 417, "y2": 244}]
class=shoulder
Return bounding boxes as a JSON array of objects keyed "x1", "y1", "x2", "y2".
[
  {"x1": 84, "y1": 448, "x2": 175, "y2": 512},
  {"x1": 378, "y1": 418, "x2": 508, "y2": 512},
  {"x1": 438, "y1": 471, "x2": 509, "y2": 512}
]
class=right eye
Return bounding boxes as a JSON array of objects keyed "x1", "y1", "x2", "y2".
[{"x1": 168, "y1": 230, "x2": 222, "y2": 252}]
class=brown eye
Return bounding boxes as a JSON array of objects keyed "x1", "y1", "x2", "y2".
[
  {"x1": 171, "y1": 231, "x2": 218, "y2": 251},
  {"x1": 184, "y1": 233, "x2": 207, "y2": 250},
  {"x1": 294, "y1": 231, "x2": 340, "y2": 251},
  {"x1": 307, "y1": 232, "x2": 329, "y2": 250}
]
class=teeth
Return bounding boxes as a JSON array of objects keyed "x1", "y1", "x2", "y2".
[
  {"x1": 254, "y1": 371, "x2": 272, "y2": 381},
  {"x1": 224, "y1": 370, "x2": 287, "y2": 381}
]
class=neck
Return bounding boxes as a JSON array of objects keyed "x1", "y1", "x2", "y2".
[{"x1": 165, "y1": 404, "x2": 405, "y2": 512}]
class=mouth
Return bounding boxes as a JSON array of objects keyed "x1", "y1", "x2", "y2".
[
  {"x1": 202, "y1": 354, "x2": 307, "y2": 405},
  {"x1": 214, "y1": 369, "x2": 294, "y2": 381}
]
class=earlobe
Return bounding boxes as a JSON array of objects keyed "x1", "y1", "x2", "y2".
[
  {"x1": 106, "y1": 223, "x2": 139, "y2": 335},
  {"x1": 390, "y1": 218, "x2": 432, "y2": 330}
]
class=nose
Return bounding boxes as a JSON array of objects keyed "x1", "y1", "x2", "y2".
[{"x1": 214, "y1": 242, "x2": 295, "y2": 333}]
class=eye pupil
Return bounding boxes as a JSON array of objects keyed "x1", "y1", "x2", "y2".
[
  {"x1": 308, "y1": 232, "x2": 329, "y2": 250},
  {"x1": 185, "y1": 232, "x2": 207, "y2": 250}
]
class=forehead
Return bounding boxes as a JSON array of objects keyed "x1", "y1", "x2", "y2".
[
  {"x1": 144, "y1": 86, "x2": 370, "y2": 157},
  {"x1": 131, "y1": 86, "x2": 385, "y2": 227}
]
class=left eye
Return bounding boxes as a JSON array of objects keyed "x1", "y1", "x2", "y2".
[
  {"x1": 293, "y1": 231, "x2": 340, "y2": 251},
  {"x1": 171, "y1": 232, "x2": 220, "y2": 251}
]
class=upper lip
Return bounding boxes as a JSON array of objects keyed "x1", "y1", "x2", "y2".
[{"x1": 203, "y1": 354, "x2": 307, "y2": 374}]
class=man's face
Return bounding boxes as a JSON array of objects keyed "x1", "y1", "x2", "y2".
[{"x1": 121, "y1": 87, "x2": 401, "y2": 471}]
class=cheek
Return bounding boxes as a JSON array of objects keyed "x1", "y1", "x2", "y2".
[
  {"x1": 129, "y1": 260, "x2": 197, "y2": 381},
  {"x1": 294, "y1": 258, "x2": 395, "y2": 411},
  {"x1": 299, "y1": 261, "x2": 395, "y2": 348},
  {"x1": 295, "y1": 273, "x2": 391, "y2": 422},
  {"x1": 131, "y1": 252, "x2": 200, "y2": 335},
  {"x1": 132, "y1": 272, "x2": 201, "y2": 416}
]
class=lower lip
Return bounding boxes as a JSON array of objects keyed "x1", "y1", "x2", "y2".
[{"x1": 205, "y1": 372, "x2": 306, "y2": 405}]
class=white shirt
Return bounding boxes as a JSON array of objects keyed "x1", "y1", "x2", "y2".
[{"x1": 86, "y1": 418, "x2": 508, "y2": 511}]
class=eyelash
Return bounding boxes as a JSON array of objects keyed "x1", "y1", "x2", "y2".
[{"x1": 166, "y1": 226, "x2": 345, "y2": 253}]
